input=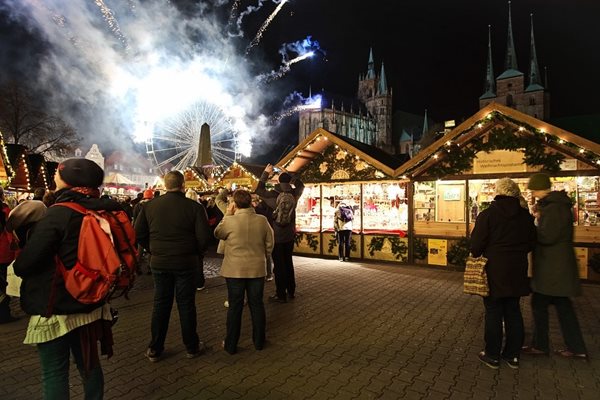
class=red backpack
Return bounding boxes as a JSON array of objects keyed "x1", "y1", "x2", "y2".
[{"x1": 52, "y1": 202, "x2": 138, "y2": 304}]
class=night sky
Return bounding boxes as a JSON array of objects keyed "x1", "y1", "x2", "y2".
[{"x1": 0, "y1": 0, "x2": 599, "y2": 162}]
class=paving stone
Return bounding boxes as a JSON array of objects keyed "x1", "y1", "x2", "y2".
[{"x1": 1, "y1": 254, "x2": 599, "y2": 400}]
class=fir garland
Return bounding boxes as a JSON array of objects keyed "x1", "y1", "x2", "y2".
[
  {"x1": 298, "y1": 145, "x2": 392, "y2": 183},
  {"x1": 367, "y1": 236, "x2": 408, "y2": 260},
  {"x1": 446, "y1": 237, "x2": 470, "y2": 267},
  {"x1": 413, "y1": 237, "x2": 428, "y2": 260},
  {"x1": 405, "y1": 110, "x2": 600, "y2": 179},
  {"x1": 327, "y1": 236, "x2": 358, "y2": 253},
  {"x1": 426, "y1": 126, "x2": 565, "y2": 178},
  {"x1": 294, "y1": 232, "x2": 319, "y2": 251}
]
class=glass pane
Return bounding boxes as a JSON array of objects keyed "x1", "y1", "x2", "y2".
[
  {"x1": 296, "y1": 184, "x2": 321, "y2": 232},
  {"x1": 362, "y1": 182, "x2": 407, "y2": 232}
]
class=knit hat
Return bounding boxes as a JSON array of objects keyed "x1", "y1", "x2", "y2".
[
  {"x1": 494, "y1": 178, "x2": 521, "y2": 198},
  {"x1": 278, "y1": 172, "x2": 292, "y2": 183},
  {"x1": 58, "y1": 158, "x2": 104, "y2": 188},
  {"x1": 527, "y1": 173, "x2": 552, "y2": 190},
  {"x1": 143, "y1": 189, "x2": 154, "y2": 200}
]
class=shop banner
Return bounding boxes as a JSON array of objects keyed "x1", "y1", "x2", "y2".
[
  {"x1": 575, "y1": 247, "x2": 588, "y2": 279},
  {"x1": 473, "y1": 150, "x2": 526, "y2": 174},
  {"x1": 428, "y1": 239, "x2": 447, "y2": 266}
]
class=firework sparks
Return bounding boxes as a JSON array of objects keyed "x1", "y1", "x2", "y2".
[
  {"x1": 228, "y1": 0, "x2": 242, "y2": 30},
  {"x1": 246, "y1": 0, "x2": 289, "y2": 54},
  {"x1": 94, "y1": 0, "x2": 129, "y2": 51},
  {"x1": 257, "y1": 36, "x2": 321, "y2": 83},
  {"x1": 272, "y1": 92, "x2": 322, "y2": 123}
]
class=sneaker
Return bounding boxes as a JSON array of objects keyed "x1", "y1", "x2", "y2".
[
  {"x1": 338, "y1": 257, "x2": 344, "y2": 261},
  {"x1": 145, "y1": 348, "x2": 161, "y2": 363},
  {"x1": 502, "y1": 356, "x2": 520, "y2": 369},
  {"x1": 224, "y1": 300, "x2": 229, "y2": 308},
  {"x1": 196, "y1": 286, "x2": 205, "y2": 291},
  {"x1": 266, "y1": 276, "x2": 274, "y2": 282},
  {"x1": 186, "y1": 342, "x2": 205, "y2": 359},
  {"x1": 478, "y1": 351, "x2": 500, "y2": 369}
]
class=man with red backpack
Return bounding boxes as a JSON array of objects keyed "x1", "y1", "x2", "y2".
[{"x1": 14, "y1": 158, "x2": 131, "y2": 399}]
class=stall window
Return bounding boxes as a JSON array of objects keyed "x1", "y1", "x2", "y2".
[
  {"x1": 362, "y1": 182, "x2": 407, "y2": 233},
  {"x1": 322, "y1": 184, "x2": 361, "y2": 232},
  {"x1": 576, "y1": 177, "x2": 598, "y2": 226},
  {"x1": 414, "y1": 181, "x2": 436, "y2": 222},
  {"x1": 295, "y1": 184, "x2": 321, "y2": 233}
]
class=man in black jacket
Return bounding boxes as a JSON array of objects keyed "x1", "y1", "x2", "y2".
[
  {"x1": 255, "y1": 164, "x2": 304, "y2": 303},
  {"x1": 135, "y1": 171, "x2": 210, "y2": 362}
]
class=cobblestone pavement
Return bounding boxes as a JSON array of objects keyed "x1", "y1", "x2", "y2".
[{"x1": 1, "y1": 255, "x2": 599, "y2": 399}]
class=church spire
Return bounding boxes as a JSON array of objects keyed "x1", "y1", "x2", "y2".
[
  {"x1": 526, "y1": 13, "x2": 542, "y2": 90},
  {"x1": 481, "y1": 25, "x2": 496, "y2": 99},
  {"x1": 422, "y1": 109, "x2": 429, "y2": 137},
  {"x1": 378, "y1": 62, "x2": 388, "y2": 95},
  {"x1": 504, "y1": 1, "x2": 518, "y2": 71},
  {"x1": 366, "y1": 47, "x2": 376, "y2": 79}
]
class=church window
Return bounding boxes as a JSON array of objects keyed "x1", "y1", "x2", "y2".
[
  {"x1": 506, "y1": 94, "x2": 514, "y2": 107},
  {"x1": 507, "y1": 83, "x2": 513, "y2": 89},
  {"x1": 529, "y1": 97, "x2": 536, "y2": 105}
]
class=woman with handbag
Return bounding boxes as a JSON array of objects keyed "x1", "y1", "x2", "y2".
[{"x1": 470, "y1": 178, "x2": 536, "y2": 369}]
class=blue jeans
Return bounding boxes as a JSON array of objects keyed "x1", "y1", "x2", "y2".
[
  {"x1": 149, "y1": 269, "x2": 199, "y2": 354},
  {"x1": 272, "y1": 241, "x2": 295, "y2": 299},
  {"x1": 483, "y1": 296, "x2": 524, "y2": 359},
  {"x1": 337, "y1": 230, "x2": 352, "y2": 259},
  {"x1": 224, "y1": 278, "x2": 266, "y2": 354},
  {"x1": 37, "y1": 328, "x2": 104, "y2": 400}
]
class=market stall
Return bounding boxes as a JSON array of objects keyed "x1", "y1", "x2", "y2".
[
  {"x1": 183, "y1": 167, "x2": 211, "y2": 192},
  {"x1": 212, "y1": 162, "x2": 264, "y2": 191},
  {"x1": 0, "y1": 132, "x2": 13, "y2": 188},
  {"x1": 395, "y1": 102, "x2": 600, "y2": 281},
  {"x1": 27, "y1": 154, "x2": 49, "y2": 191},
  {"x1": 277, "y1": 128, "x2": 410, "y2": 262},
  {"x1": 5, "y1": 144, "x2": 33, "y2": 204}
]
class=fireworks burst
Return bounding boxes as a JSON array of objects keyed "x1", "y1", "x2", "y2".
[
  {"x1": 246, "y1": 0, "x2": 289, "y2": 54},
  {"x1": 4, "y1": 0, "x2": 322, "y2": 170}
]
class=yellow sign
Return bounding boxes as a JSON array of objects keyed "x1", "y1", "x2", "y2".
[
  {"x1": 473, "y1": 150, "x2": 526, "y2": 174},
  {"x1": 428, "y1": 239, "x2": 447, "y2": 266},
  {"x1": 574, "y1": 247, "x2": 588, "y2": 279}
]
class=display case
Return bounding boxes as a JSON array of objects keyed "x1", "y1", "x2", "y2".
[
  {"x1": 321, "y1": 183, "x2": 361, "y2": 231},
  {"x1": 362, "y1": 182, "x2": 408, "y2": 232},
  {"x1": 295, "y1": 184, "x2": 321, "y2": 232},
  {"x1": 414, "y1": 182, "x2": 436, "y2": 222},
  {"x1": 577, "y1": 176, "x2": 599, "y2": 226}
]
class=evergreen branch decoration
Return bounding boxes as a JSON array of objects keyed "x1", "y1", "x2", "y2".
[
  {"x1": 327, "y1": 237, "x2": 336, "y2": 253},
  {"x1": 298, "y1": 144, "x2": 392, "y2": 183},
  {"x1": 406, "y1": 110, "x2": 600, "y2": 179},
  {"x1": 294, "y1": 232, "x2": 319, "y2": 251},
  {"x1": 367, "y1": 236, "x2": 408, "y2": 260},
  {"x1": 413, "y1": 237, "x2": 428, "y2": 260},
  {"x1": 446, "y1": 237, "x2": 470, "y2": 267},
  {"x1": 426, "y1": 126, "x2": 565, "y2": 178}
]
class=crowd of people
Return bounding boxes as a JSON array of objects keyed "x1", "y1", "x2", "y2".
[{"x1": 0, "y1": 159, "x2": 592, "y2": 397}]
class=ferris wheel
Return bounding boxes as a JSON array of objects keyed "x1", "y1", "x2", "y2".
[{"x1": 145, "y1": 101, "x2": 241, "y2": 175}]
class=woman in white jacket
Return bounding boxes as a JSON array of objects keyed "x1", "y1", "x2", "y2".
[{"x1": 214, "y1": 189, "x2": 274, "y2": 354}]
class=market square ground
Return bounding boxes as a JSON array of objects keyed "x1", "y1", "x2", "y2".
[{"x1": 1, "y1": 254, "x2": 599, "y2": 400}]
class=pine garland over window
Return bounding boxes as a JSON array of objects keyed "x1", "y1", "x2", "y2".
[
  {"x1": 298, "y1": 145, "x2": 392, "y2": 183},
  {"x1": 426, "y1": 126, "x2": 565, "y2": 178}
]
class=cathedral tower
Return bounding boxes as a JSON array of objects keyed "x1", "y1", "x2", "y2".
[{"x1": 479, "y1": 2, "x2": 550, "y2": 120}]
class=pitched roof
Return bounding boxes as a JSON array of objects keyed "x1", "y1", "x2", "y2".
[
  {"x1": 394, "y1": 102, "x2": 600, "y2": 178},
  {"x1": 276, "y1": 128, "x2": 408, "y2": 179}
]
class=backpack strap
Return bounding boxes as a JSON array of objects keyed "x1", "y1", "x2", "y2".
[
  {"x1": 47, "y1": 202, "x2": 90, "y2": 316},
  {"x1": 52, "y1": 202, "x2": 88, "y2": 214}
]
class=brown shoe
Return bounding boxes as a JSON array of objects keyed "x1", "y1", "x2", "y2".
[
  {"x1": 555, "y1": 349, "x2": 589, "y2": 360},
  {"x1": 521, "y1": 346, "x2": 548, "y2": 356}
]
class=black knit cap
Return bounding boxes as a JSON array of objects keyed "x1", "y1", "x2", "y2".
[
  {"x1": 58, "y1": 158, "x2": 104, "y2": 188},
  {"x1": 278, "y1": 172, "x2": 292, "y2": 183}
]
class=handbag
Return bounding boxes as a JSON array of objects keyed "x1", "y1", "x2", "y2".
[
  {"x1": 464, "y1": 255, "x2": 489, "y2": 297},
  {"x1": 6, "y1": 260, "x2": 22, "y2": 297}
]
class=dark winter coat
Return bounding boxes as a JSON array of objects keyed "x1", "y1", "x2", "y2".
[
  {"x1": 134, "y1": 191, "x2": 210, "y2": 271},
  {"x1": 470, "y1": 195, "x2": 537, "y2": 298},
  {"x1": 531, "y1": 191, "x2": 581, "y2": 297},
  {"x1": 14, "y1": 189, "x2": 123, "y2": 316},
  {"x1": 255, "y1": 172, "x2": 304, "y2": 243}
]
